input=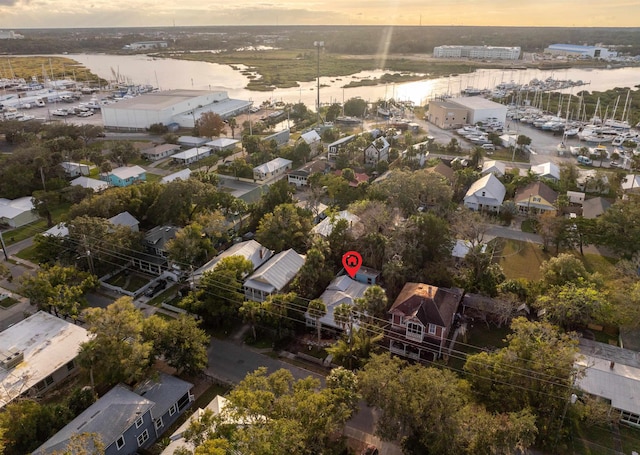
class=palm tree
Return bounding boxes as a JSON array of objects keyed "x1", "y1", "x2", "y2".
[
  {"x1": 228, "y1": 117, "x2": 238, "y2": 138},
  {"x1": 77, "y1": 339, "x2": 99, "y2": 395},
  {"x1": 334, "y1": 303, "x2": 355, "y2": 333},
  {"x1": 307, "y1": 299, "x2": 327, "y2": 347},
  {"x1": 240, "y1": 300, "x2": 262, "y2": 340}
]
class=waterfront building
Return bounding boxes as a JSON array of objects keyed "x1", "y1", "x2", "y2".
[{"x1": 433, "y1": 45, "x2": 521, "y2": 60}]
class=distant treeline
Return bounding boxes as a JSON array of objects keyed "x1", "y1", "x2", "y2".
[{"x1": 2, "y1": 26, "x2": 640, "y2": 56}]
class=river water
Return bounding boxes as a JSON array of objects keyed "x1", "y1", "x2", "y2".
[{"x1": 56, "y1": 53, "x2": 640, "y2": 107}]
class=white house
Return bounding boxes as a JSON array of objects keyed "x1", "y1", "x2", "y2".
[
  {"x1": 178, "y1": 136, "x2": 209, "y2": 148},
  {"x1": 243, "y1": 249, "x2": 306, "y2": 302},
  {"x1": 312, "y1": 210, "x2": 361, "y2": 238},
  {"x1": 481, "y1": 160, "x2": 506, "y2": 178},
  {"x1": 193, "y1": 240, "x2": 273, "y2": 283},
  {"x1": 70, "y1": 176, "x2": 109, "y2": 192},
  {"x1": 0, "y1": 197, "x2": 38, "y2": 228},
  {"x1": 305, "y1": 276, "x2": 371, "y2": 332},
  {"x1": 206, "y1": 137, "x2": 240, "y2": 153},
  {"x1": 161, "y1": 169, "x2": 192, "y2": 184},
  {"x1": 253, "y1": 158, "x2": 292, "y2": 181},
  {"x1": 0, "y1": 311, "x2": 91, "y2": 409},
  {"x1": 60, "y1": 161, "x2": 90, "y2": 177},
  {"x1": 364, "y1": 136, "x2": 390, "y2": 165},
  {"x1": 142, "y1": 144, "x2": 181, "y2": 161},
  {"x1": 531, "y1": 161, "x2": 560, "y2": 181},
  {"x1": 172, "y1": 147, "x2": 212, "y2": 165},
  {"x1": 463, "y1": 173, "x2": 506, "y2": 213},
  {"x1": 622, "y1": 174, "x2": 640, "y2": 193}
]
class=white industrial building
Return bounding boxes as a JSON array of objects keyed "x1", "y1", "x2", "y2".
[
  {"x1": 544, "y1": 44, "x2": 617, "y2": 59},
  {"x1": 101, "y1": 90, "x2": 252, "y2": 131},
  {"x1": 428, "y1": 96, "x2": 507, "y2": 129},
  {"x1": 433, "y1": 45, "x2": 521, "y2": 60}
]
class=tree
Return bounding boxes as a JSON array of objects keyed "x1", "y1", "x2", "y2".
[
  {"x1": 186, "y1": 256, "x2": 253, "y2": 327},
  {"x1": 196, "y1": 112, "x2": 226, "y2": 138},
  {"x1": 536, "y1": 280, "x2": 609, "y2": 329},
  {"x1": 354, "y1": 285, "x2": 388, "y2": 321},
  {"x1": 291, "y1": 244, "x2": 334, "y2": 299},
  {"x1": 359, "y1": 353, "x2": 537, "y2": 455},
  {"x1": 516, "y1": 134, "x2": 531, "y2": 152},
  {"x1": 240, "y1": 300, "x2": 263, "y2": 340},
  {"x1": 152, "y1": 315, "x2": 209, "y2": 375},
  {"x1": 307, "y1": 299, "x2": 327, "y2": 346},
  {"x1": 596, "y1": 195, "x2": 640, "y2": 258},
  {"x1": 19, "y1": 265, "x2": 98, "y2": 319},
  {"x1": 343, "y1": 97, "x2": 367, "y2": 117},
  {"x1": 325, "y1": 103, "x2": 342, "y2": 122},
  {"x1": 255, "y1": 203, "x2": 313, "y2": 253},
  {"x1": 32, "y1": 189, "x2": 60, "y2": 227},
  {"x1": 108, "y1": 141, "x2": 139, "y2": 166},
  {"x1": 79, "y1": 297, "x2": 153, "y2": 386},
  {"x1": 464, "y1": 318, "x2": 578, "y2": 449},
  {"x1": 166, "y1": 223, "x2": 215, "y2": 267},
  {"x1": 540, "y1": 253, "x2": 591, "y2": 288},
  {"x1": 227, "y1": 117, "x2": 238, "y2": 138}
]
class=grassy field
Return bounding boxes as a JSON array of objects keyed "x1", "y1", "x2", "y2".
[
  {"x1": 495, "y1": 239, "x2": 552, "y2": 281},
  {"x1": 0, "y1": 296, "x2": 18, "y2": 309},
  {"x1": 4, "y1": 56, "x2": 104, "y2": 84},
  {"x1": 106, "y1": 271, "x2": 152, "y2": 292},
  {"x1": 161, "y1": 50, "x2": 492, "y2": 91},
  {"x1": 3, "y1": 203, "x2": 71, "y2": 246}
]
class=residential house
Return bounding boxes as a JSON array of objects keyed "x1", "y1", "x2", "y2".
[
  {"x1": 161, "y1": 168, "x2": 192, "y2": 184},
  {"x1": 243, "y1": 249, "x2": 306, "y2": 302},
  {"x1": 312, "y1": 210, "x2": 362, "y2": 238},
  {"x1": 567, "y1": 191, "x2": 586, "y2": 205},
  {"x1": 142, "y1": 144, "x2": 180, "y2": 161},
  {"x1": 263, "y1": 129, "x2": 290, "y2": 147},
  {"x1": 364, "y1": 136, "x2": 390, "y2": 165},
  {"x1": 296, "y1": 199, "x2": 328, "y2": 224},
  {"x1": 206, "y1": 137, "x2": 240, "y2": 153},
  {"x1": 402, "y1": 140, "x2": 430, "y2": 168},
  {"x1": 144, "y1": 226, "x2": 180, "y2": 257},
  {"x1": 304, "y1": 275, "x2": 371, "y2": 332},
  {"x1": 426, "y1": 161, "x2": 454, "y2": 185},
  {"x1": 44, "y1": 223, "x2": 69, "y2": 238},
  {"x1": 134, "y1": 373, "x2": 195, "y2": 439},
  {"x1": 452, "y1": 239, "x2": 487, "y2": 261},
  {"x1": 577, "y1": 169, "x2": 610, "y2": 193},
  {"x1": 514, "y1": 181, "x2": 558, "y2": 214},
  {"x1": 463, "y1": 173, "x2": 506, "y2": 213},
  {"x1": 33, "y1": 385, "x2": 156, "y2": 455},
  {"x1": 576, "y1": 339, "x2": 640, "y2": 428},
  {"x1": 531, "y1": 161, "x2": 560, "y2": 181},
  {"x1": 582, "y1": 197, "x2": 611, "y2": 219},
  {"x1": 0, "y1": 197, "x2": 39, "y2": 228},
  {"x1": 108, "y1": 211, "x2": 140, "y2": 232},
  {"x1": 299, "y1": 130, "x2": 322, "y2": 156},
  {"x1": 103, "y1": 165, "x2": 146, "y2": 187},
  {"x1": 334, "y1": 169, "x2": 369, "y2": 187},
  {"x1": 60, "y1": 161, "x2": 90, "y2": 177},
  {"x1": 388, "y1": 282, "x2": 463, "y2": 361},
  {"x1": 172, "y1": 147, "x2": 212, "y2": 165},
  {"x1": 353, "y1": 266, "x2": 381, "y2": 285},
  {"x1": 192, "y1": 240, "x2": 273, "y2": 283},
  {"x1": 287, "y1": 160, "x2": 330, "y2": 187},
  {"x1": 0, "y1": 311, "x2": 91, "y2": 409},
  {"x1": 481, "y1": 160, "x2": 506, "y2": 178},
  {"x1": 328, "y1": 135, "x2": 356, "y2": 159},
  {"x1": 253, "y1": 158, "x2": 292, "y2": 181},
  {"x1": 622, "y1": 174, "x2": 640, "y2": 194},
  {"x1": 70, "y1": 176, "x2": 108, "y2": 192},
  {"x1": 177, "y1": 136, "x2": 209, "y2": 148},
  {"x1": 34, "y1": 373, "x2": 193, "y2": 455}
]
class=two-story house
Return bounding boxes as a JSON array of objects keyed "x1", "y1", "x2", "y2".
[
  {"x1": 364, "y1": 136, "x2": 390, "y2": 165},
  {"x1": 34, "y1": 373, "x2": 193, "y2": 455},
  {"x1": 388, "y1": 282, "x2": 463, "y2": 362}
]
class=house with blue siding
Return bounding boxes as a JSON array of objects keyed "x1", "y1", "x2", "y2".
[
  {"x1": 103, "y1": 165, "x2": 147, "y2": 187},
  {"x1": 33, "y1": 373, "x2": 193, "y2": 455}
]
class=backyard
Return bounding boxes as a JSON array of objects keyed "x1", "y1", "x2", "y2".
[{"x1": 105, "y1": 270, "x2": 153, "y2": 292}]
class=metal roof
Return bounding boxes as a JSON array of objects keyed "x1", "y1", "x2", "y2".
[
  {"x1": 108, "y1": 211, "x2": 140, "y2": 228},
  {"x1": 110, "y1": 165, "x2": 146, "y2": 180},
  {"x1": 134, "y1": 372, "x2": 193, "y2": 418},
  {"x1": 243, "y1": 249, "x2": 306, "y2": 294},
  {"x1": 193, "y1": 240, "x2": 273, "y2": 282}
]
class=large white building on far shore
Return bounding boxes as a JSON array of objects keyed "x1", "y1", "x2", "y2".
[
  {"x1": 543, "y1": 44, "x2": 617, "y2": 59},
  {"x1": 433, "y1": 45, "x2": 521, "y2": 60},
  {"x1": 101, "y1": 90, "x2": 252, "y2": 131}
]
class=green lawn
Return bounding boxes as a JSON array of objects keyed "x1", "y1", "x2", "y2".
[
  {"x1": 106, "y1": 271, "x2": 152, "y2": 292},
  {"x1": 145, "y1": 172, "x2": 162, "y2": 183},
  {"x1": 449, "y1": 323, "x2": 512, "y2": 372},
  {"x1": 15, "y1": 243, "x2": 39, "y2": 262},
  {"x1": 0, "y1": 296, "x2": 18, "y2": 309},
  {"x1": 4, "y1": 203, "x2": 71, "y2": 246},
  {"x1": 496, "y1": 239, "x2": 552, "y2": 281}
]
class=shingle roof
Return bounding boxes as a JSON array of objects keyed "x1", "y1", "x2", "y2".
[
  {"x1": 481, "y1": 160, "x2": 506, "y2": 176},
  {"x1": 108, "y1": 211, "x2": 140, "y2": 228},
  {"x1": 389, "y1": 282, "x2": 462, "y2": 329},
  {"x1": 514, "y1": 181, "x2": 558, "y2": 206},
  {"x1": 161, "y1": 168, "x2": 192, "y2": 184},
  {"x1": 134, "y1": 372, "x2": 193, "y2": 418},
  {"x1": 464, "y1": 173, "x2": 506, "y2": 203},
  {"x1": 582, "y1": 197, "x2": 611, "y2": 219},
  {"x1": 33, "y1": 385, "x2": 155, "y2": 454}
]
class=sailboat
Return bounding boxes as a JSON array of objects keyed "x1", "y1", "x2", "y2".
[{"x1": 556, "y1": 93, "x2": 573, "y2": 155}]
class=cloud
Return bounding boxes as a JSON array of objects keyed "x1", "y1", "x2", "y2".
[{"x1": 0, "y1": 0, "x2": 21, "y2": 5}]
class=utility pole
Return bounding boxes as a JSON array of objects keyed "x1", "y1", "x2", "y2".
[
  {"x1": 314, "y1": 41, "x2": 324, "y2": 124},
  {"x1": 0, "y1": 231, "x2": 8, "y2": 261}
]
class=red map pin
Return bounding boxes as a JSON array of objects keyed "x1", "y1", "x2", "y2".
[{"x1": 342, "y1": 251, "x2": 362, "y2": 279}]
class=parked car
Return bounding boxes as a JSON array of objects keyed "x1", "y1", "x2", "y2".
[
  {"x1": 145, "y1": 279, "x2": 168, "y2": 297},
  {"x1": 577, "y1": 155, "x2": 593, "y2": 166}
]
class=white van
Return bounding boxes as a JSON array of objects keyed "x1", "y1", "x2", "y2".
[{"x1": 577, "y1": 155, "x2": 593, "y2": 166}]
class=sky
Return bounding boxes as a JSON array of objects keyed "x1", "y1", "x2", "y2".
[{"x1": 1, "y1": 0, "x2": 640, "y2": 28}]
